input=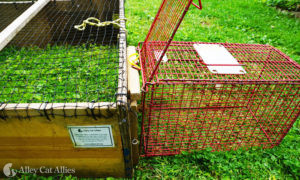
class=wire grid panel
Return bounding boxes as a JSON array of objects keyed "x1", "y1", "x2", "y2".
[
  {"x1": 139, "y1": 41, "x2": 300, "y2": 156},
  {"x1": 0, "y1": 0, "x2": 32, "y2": 32},
  {"x1": 141, "y1": 82, "x2": 299, "y2": 156},
  {"x1": 0, "y1": 0, "x2": 127, "y2": 118},
  {"x1": 140, "y1": 0, "x2": 194, "y2": 82},
  {"x1": 141, "y1": 42, "x2": 300, "y2": 83}
]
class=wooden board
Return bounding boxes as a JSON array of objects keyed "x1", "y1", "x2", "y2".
[
  {"x1": 127, "y1": 46, "x2": 141, "y2": 101},
  {"x1": 127, "y1": 46, "x2": 141, "y2": 166},
  {"x1": 129, "y1": 100, "x2": 139, "y2": 166},
  {"x1": 0, "y1": 112, "x2": 125, "y2": 177},
  {"x1": 116, "y1": 0, "x2": 132, "y2": 177},
  {"x1": 0, "y1": 102, "x2": 116, "y2": 118}
]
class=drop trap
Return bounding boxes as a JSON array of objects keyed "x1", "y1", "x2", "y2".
[{"x1": 0, "y1": 0, "x2": 136, "y2": 177}]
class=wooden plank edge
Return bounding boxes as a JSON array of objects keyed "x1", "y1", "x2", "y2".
[
  {"x1": 129, "y1": 100, "x2": 139, "y2": 167},
  {"x1": 0, "y1": 102, "x2": 116, "y2": 118},
  {"x1": 127, "y1": 46, "x2": 141, "y2": 101},
  {"x1": 116, "y1": 0, "x2": 133, "y2": 178},
  {"x1": 116, "y1": 0, "x2": 127, "y2": 106}
]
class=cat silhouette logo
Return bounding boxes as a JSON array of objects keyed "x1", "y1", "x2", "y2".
[{"x1": 3, "y1": 163, "x2": 16, "y2": 177}]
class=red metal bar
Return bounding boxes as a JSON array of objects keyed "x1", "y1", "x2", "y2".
[
  {"x1": 191, "y1": 0, "x2": 202, "y2": 10},
  {"x1": 204, "y1": 64, "x2": 246, "y2": 66},
  {"x1": 249, "y1": 109, "x2": 273, "y2": 144},
  {"x1": 147, "y1": 0, "x2": 194, "y2": 83}
]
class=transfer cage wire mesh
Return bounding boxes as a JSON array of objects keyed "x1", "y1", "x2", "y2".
[
  {"x1": 0, "y1": 0, "x2": 127, "y2": 119},
  {"x1": 138, "y1": 0, "x2": 300, "y2": 156}
]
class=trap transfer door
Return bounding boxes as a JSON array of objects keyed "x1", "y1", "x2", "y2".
[{"x1": 139, "y1": 0, "x2": 202, "y2": 84}]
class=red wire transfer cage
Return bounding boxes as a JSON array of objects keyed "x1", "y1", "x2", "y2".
[{"x1": 138, "y1": 0, "x2": 300, "y2": 156}]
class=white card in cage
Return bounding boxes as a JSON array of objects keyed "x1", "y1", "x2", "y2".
[
  {"x1": 68, "y1": 125, "x2": 114, "y2": 148},
  {"x1": 154, "y1": 50, "x2": 168, "y2": 63},
  {"x1": 193, "y1": 44, "x2": 246, "y2": 74}
]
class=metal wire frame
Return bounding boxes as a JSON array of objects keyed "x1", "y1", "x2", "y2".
[
  {"x1": 140, "y1": 0, "x2": 203, "y2": 84},
  {"x1": 139, "y1": 0, "x2": 299, "y2": 85},
  {"x1": 0, "y1": 0, "x2": 128, "y2": 119},
  {"x1": 140, "y1": 82, "x2": 300, "y2": 156},
  {"x1": 138, "y1": 0, "x2": 300, "y2": 156},
  {"x1": 139, "y1": 41, "x2": 300, "y2": 85},
  {"x1": 139, "y1": 41, "x2": 300, "y2": 156}
]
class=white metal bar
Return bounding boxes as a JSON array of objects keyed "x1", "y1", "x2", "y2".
[
  {"x1": 0, "y1": 0, "x2": 50, "y2": 51},
  {"x1": 0, "y1": 1, "x2": 34, "y2": 4},
  {"x1": 0, "y1": 0, "x2": 69, "y2": 4}
]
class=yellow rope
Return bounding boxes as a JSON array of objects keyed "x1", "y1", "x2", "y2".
[
  {"x1": 128, "y1": 53, "x2": 141, "y2": 70},
  {"x1": 74, "y1": 17, "x2": 127, "y2": 32}
]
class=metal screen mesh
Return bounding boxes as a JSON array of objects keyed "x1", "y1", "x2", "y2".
[
  {"x1": 141, "y1": 42, "x2": 300, "y2": 82},
  {"x1": 0, "y1": 0, "x2": 127, "y2": 118},
  {"x1": 0, "y1": 1, "x2": 32, "y2": 32},
  {"x1": 142, "y1": 82, "x2": 299, "y2": 156},
  {"x1": 140, "y1": 0, "x2": 194, "y2": 83},
  {"x1": 139, "y1": 0, "x2": 300, "y2": 156}
]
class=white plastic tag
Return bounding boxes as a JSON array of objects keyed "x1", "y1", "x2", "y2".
[
  {"x1": 193, "y1": 44, "x2": 246, "y2": 74},
  {"x1": 68, "y1": 125, "x2": 114, "y2": 148}
]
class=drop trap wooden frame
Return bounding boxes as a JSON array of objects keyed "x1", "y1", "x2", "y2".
[{"x1": 0, "y1": 0, "x2": 138, "y2": 178}]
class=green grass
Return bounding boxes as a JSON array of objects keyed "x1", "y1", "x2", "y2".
[
  {"x1": 126, "y1": 0, "x2": 300, "y2": 179},
  {"x1": 0, "y1": 44, "x2": 119, "y2": 103}
]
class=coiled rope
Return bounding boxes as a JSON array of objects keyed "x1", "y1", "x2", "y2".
[{"x1": 74, "y1": 17, "x2": 127, "y2": 32}]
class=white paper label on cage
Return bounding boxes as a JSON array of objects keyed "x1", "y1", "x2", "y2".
[
  {"x1": 154, "y1": 50, "x2": 168, "y2": 63},
  {"x1": 68, "y1": 125, "x2": 114, "y2": 148},
  {"x1": 193, "y1": 44, "x2": 246, "y2": 74}
]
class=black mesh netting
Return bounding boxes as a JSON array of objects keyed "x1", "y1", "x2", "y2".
[{"x1": 0, "y1": 0, "x2": 127, "y2": 118}]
